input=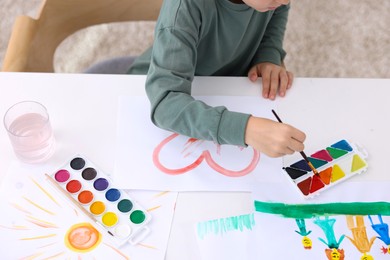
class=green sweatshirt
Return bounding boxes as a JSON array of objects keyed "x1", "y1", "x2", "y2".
[{"x1": 128, "y1": 0, "x2": 290, "y2": 147}]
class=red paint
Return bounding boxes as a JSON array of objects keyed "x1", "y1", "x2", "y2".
[
  {"x1": 66, "y1": 180, "x2": 82, "y2": 193},
  {"x1": 310, "y1": 174, "x2": 325, "y2": 193},
  {"x1": 297, "y1": 177, "x2": 311, "y2": 196},
  {"x1": 153, "y1": 133, "x2": 260, "y2": 177},
  {"x1": 311, "y1": 150, "x2": 333, "y2": 162}
]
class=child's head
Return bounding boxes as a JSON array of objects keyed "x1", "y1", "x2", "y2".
[{"x1": 242, "y1": 0, "x2": 290, "y2": 12}]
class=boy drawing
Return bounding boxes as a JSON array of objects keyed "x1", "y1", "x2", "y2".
[{"x1": 128, "y1": 0, "x2": 306, "y2": 158}]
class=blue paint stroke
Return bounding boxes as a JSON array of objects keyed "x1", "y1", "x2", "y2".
[
  {"x1": 197, "y1": 213, "x2": 255, "y2": 240},
  {"x1": 368, "y1": 215, "x2": 390, "y2": 245}
]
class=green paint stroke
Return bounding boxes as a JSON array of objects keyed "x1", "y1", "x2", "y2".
[
  {"x1": 254, "y1": 201, "x2": 390, "y2": 219},
  {"x1": 197, "y1": 213, "x2": 255, "y2": 239}
]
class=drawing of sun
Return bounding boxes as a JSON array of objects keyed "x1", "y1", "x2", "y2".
[
  {"x1": 0, "y1": 175, "x2": 169, "y2": 259},
  {"x1": 65, "y1": 222, "x2": 102, "y2": 253}
]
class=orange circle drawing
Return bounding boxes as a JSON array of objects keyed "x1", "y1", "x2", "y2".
[{"x1": 64, "y1": 222, "x2": 102, "y2": 253}]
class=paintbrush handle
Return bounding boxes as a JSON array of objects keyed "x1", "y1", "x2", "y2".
[{"x1": 271, "y1": 110, "x2": 319, "y2": 174}]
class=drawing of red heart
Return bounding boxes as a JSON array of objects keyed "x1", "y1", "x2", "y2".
[{"x1": 153, "y1": 133, "x2": 260, "y2": 177}]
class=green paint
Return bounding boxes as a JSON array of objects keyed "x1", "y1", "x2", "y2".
[
  {"x1": 326, "y1": 147, "x2": 348, "y2": 159},
  {"x1": 197, "y1": 213, "x2": 255, "y2": 239},
  {"x1": 117, "y1": 199, "x2": 133, "y2": 213},
  {"x1": 308, "y1": 157, "x2": 327, "y2": 168},
  {"x1": 254, "y1": 201, "x2": 390, "y2": 219},
  {"x1": 130, "y1": 210, "x2": 146, "y2": 224}
]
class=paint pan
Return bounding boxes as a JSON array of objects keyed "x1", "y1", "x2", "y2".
[
  {"x1": 47, "y1": 155, "x2": 151, "y2": 246},
  {"x1": 283, "y1": 140, "x2": 368, "y2": 198}
]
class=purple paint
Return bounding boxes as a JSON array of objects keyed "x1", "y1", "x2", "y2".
[{"x1": 93, "y1": 178, "x2": 109, "y2": 191}]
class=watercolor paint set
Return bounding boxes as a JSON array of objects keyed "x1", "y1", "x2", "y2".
[
  {"x1": 46, "y1": 155, "x2": 151, "y2": 246},
  {"x1": 283, "y1": 140, "x2": 368, "y2": 198}
]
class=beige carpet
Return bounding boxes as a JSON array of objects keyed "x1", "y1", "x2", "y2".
[{"x1": 1, "y1": 0, "x2": 390, "y2": 78}]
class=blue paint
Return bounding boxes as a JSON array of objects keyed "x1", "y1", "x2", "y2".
[
  {"x1": 197, "y1": 213, "x2": 255, "y2": 239},
  {"x1": 105, "y1": 188, "x2": 121, "y2": 202},
  {"x1": 331, "y1": 140, "x2": 353, "y2": 152},
  {"x1": 290, "y1": 159, "x2": 312, "y2": 171}
]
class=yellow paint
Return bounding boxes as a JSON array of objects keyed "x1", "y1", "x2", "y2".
[
  {"x1": 20, "y1": 233, "x2": 57, "y2": 240},
  {"x1": 31, "y1": 177, "x2": 60, "y2": 206},
  {"x1": 360, "y1": 253, "x2": 374, "y2": 260},
  {"x1": 90, "y1": 201, "x2": 105, "y2": 215},
  {"x1": 153, "y1": 191, "x2": 170, "y2": 198},
  {"x1": 23, "y1": 196, "x2": 55, "y2": 215},
  {"x1": 137, "y1": 243, "x2": 158, "y2": 250},
  {"x1": 301, "y1": 236, "x2": 312, "y2": 249},
  {"x1": 147, "y1": 205, "x2": 161, "y2": 212},
  {"x1": 351, "y1": 154, "x2": 367, "y2": 172},
  {"x1": 11, "y1": 203, "x2": 31, "y2": 215},
  {"x1": 103, "y1": 242, "x2": 130, "y2": 259},
  {"x1": 27, "y1": 215, "x2": 58, "y2": 228},
  {"x1": 331, "y1": 164, "x2": 345, "y2": 182},
  {"x1": 102, "y1": 212, "x2": 118, "y2": 227},
  {"x1": 331, "y1": 248, "x2": 341, "y2": 259}
]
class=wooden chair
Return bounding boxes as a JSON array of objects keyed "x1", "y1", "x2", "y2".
[{"x1": 2, "y1": 0, "x2": 162, "y2": 72}]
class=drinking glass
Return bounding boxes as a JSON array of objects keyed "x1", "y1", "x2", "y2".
[{"x1": 3, "y1": 101, "x2": 56, "y2": 163}]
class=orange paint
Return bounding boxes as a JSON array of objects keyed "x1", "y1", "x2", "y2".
[
  {"x1": 78, "y1": 190, "x2": 94, "y2": 204},
  {"x1": 319, "y1": 167, "x2": 333, "y2": 185},
  {"x1": 64, "y1": 222, "x2": 102, "y2": 253}
]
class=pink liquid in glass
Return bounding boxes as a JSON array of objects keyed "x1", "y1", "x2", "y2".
[{"x1": 7, "y1": 112, "x2": 55, "y2": 163}]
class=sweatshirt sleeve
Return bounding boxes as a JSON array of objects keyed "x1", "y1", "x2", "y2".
[
  {"x1": 251, "y1": 4, "x2": 290, "y2": 66},
  {"x1": 146, "y1": 25, "x2": 250, "y2": 147}
]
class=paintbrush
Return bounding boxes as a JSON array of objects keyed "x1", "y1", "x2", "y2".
[
  {"x1": 45, "y1": 173, "x2": 114, "y2": 236},
  {"x1": 271, "y1": 109, "x2": 319, "y2": 175}
]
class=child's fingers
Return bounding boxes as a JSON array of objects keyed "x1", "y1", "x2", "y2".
[
  {"x1": 247, "y1": 67, "x2": 258, "y2": 82},
  {"x1": 261, "y1": 72, "x2": 271, "y2": 98},
  {"x1": 279, "y1": 71, "x2": 289, "y2": 97},
  {"x1": 287, "y1": 71, "x2": 294, "y2": 89},
  {"x1": 268, "y1": 71, "x2": 279, "y2": 100}
]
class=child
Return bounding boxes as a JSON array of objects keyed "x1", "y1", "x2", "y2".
[{"x1": 128, "y1": 0, "x2": 306, "y2": 158}]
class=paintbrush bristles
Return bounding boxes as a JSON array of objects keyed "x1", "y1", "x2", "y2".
[{"x1": 306, "y1": 161, "x2": 319, "y2": 175}]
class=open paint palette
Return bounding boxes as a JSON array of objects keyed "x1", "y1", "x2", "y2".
[
  {"x1": 283, "y1": 140, "x2": 368, "y2": 198},
  {"x1": 47, "y1": 155, "x2": 151, "y2": 246}
]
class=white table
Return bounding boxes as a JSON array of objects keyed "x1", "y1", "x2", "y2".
[
  {"x1": 1, "y1": 73, "x2": 389, "y2": 259},
  {"x1": 0, "y1": 73, "x2": 254, "y2": 259}
]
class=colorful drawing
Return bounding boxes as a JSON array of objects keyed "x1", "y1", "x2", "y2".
[
  {"x1": 314, "y1": 216, "x2": 345, "y2": 257},
  {"x1": 153, "y1": 133, "x2": 260, "y2": 177},
  {"x1": 295, "y1": 218, "x2": 313, "y2": 249},
  {"x1": 197, "y1": 213, "x2": 255, "y2": 239},
  {"x1": 64, "y1": 222, "x2": 102, "y2": 252},
  {"x1": 0, "y1": 164, "x2": 178, "y2": 260},
  {"x1": 368, "y1": 215, "x2": 390, "y2": 254},
  {"x1": 283, "y1": 139, "x2": 368, "y2": 198},
  {"x1": 324, "y1": 248, "x2": 345, "y2": 260},
  {"x1": 345, "y1": 216, "x2": 376, "y2": 259},
  {"x1": 253, "y1": 200, "x2": 390, "y2": 259}
]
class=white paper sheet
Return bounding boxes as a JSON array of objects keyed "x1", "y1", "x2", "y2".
[
  {"x1": 115, "y1": 96, "x2": 282, "y2": 191},
  {"x1": 196, "y1": 182, "x2": 390, "y2": 260},
  {"x1": 0, "y1": 162, "x2": 178, "y2": 259}
]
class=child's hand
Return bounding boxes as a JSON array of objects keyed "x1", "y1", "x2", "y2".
[
  {"x1": 244, "y1": 116, "x2": 305, "y2": 158},
  {"x1": 248, "y1": 62, "x2": 294, "y2": 100}
]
